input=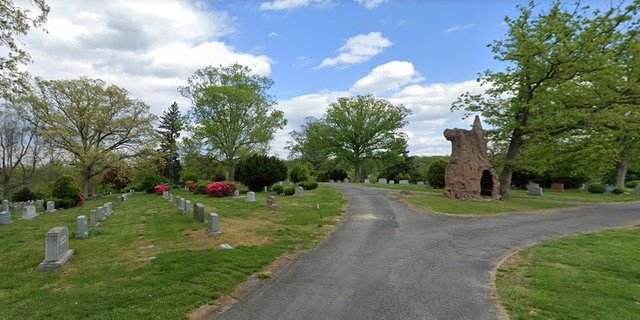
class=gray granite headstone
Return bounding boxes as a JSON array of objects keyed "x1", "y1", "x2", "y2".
[
  {"x1": 76, "y1": 215, "x2": 88, "y2": 238},
  {"x1": 263, "y1": 186, "x2": 268, "y2": 193},
  {"x1": 604, "y1": 186, "x2": 615, "y2": 194},
  {"x1": 185, "y1": 200, "x2": 191, "y2": 214},
  {"x1": 90, "y1": 210, "x2": 100, "y2": 228},
  {"x1": 245, "y1": 191, "x2": 256, "y2": 203},
  {"x1": 0, "y1": 211, "x2": 13, "y2": 225},
  {"x1": 180, "y1": 198, "x2": 186, "y2": 212},
  {"x1": 294, "y1": 187, "x2": 304, "y2": 198},
  {"x1": 364, "y1": 179, "x2": 369, "y2": 184},
  {"x1": 527, "y1": 186, "x2": 543, "y2": 196},
  {"x1": 13, "y1": 203, "x2": 20, "y2": 214},
  {"x1": 19, "y1": 205, "x2": 39, "y2": 220},
  {"x1": 635, "y1": 184, "x2": 640, "y2": 192},
  {"x1": 169, "y1": 194, "x2": 173, "y2": 203},
  {"x1": 399, "y1": 180, "x2": 409, "y2": 185},
  {"x1": 38, "y1": 226, "x2": 74, "y2": 271},
  {"x1": 97, "y1": 207, "x2": 105, "y2": 221},
  {"x1": 175, "y1": 196, "x2": 181, "y2": 208},
  {"x1": 103, "y1": 204, "x2": 110, "y2": 217},
  {"x1": 233, "y1": 190, "x2": 240, "y2": 200},
  {"x1": 117, "y1": 196, "x2": 122, "y2": 206},
  {"x1": 417, "y1": 181, "x2": 424, "y2": 185},
  {"x1": 330, "y1": 180, "x2": 334, "y2": 183},
  {"x1": 193, "y1": 203, "x2": 205, "y2": 223},
  {"x1": 377, "y1": 178, "x2": 387, "y2": 184},
  {"x1": 388, "y1": 180, "x2": 395, "y2": 185},
  {"x1": 343, "y1": 178, "x2": 348, "y2": 183},
  {"x1": 2, "y1": 199, "x2": 8, "y2": 212},
  {"x1": 205, "y1": 213, "x2": 222, "y2": 237}
]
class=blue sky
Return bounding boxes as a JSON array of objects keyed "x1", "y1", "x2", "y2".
[{"x1": 19, "y1": 0, "x2": 551, "y2": 157}]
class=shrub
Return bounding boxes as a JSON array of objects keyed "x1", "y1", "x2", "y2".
[
  {"x1": 613, "y1": 188, "x2": 626, "y2": 195},
  {"x1": 315, "y1": 171, "x2": 330, "y2": 182},
  {"x1": 12, "y1": 187, "x2": 37, "y2": 202},
  {"x1": 327, "y1": 169, "x2": 348, "y2": 181},
  {"x1": 588, "y1": 183, "x2": 606, "y2": 194},
  {"x1": 403, "y1": 174, "x2": 412, "y2": 182},
  {"x1": 154, "y1": 185, "x2": 169, "y2": 196},
  {"x1": 206, "y1": 182, "x2": 237, "y2": 198},
  {"x1": 213, "y1": 170, "x2": 227, "y2": 182},
  {"x1": 283, "y1": 185, "x2": 296, "y2": 195},
  {"x1": 194, "y1": 181, "x2": 210, "y2": 195},
  {"x1": 289, "y1": 165, "x2": 302, "y2": 183},
  {"x1": 625, "y1": 180, "x2": 640, "y2": 188},
  {"x1": 300, "y1": 181, "x2": 318, "y2": 190},
  {"x1": 135, "y1": 172, "x2": 168, "y2": 194},
  {"x1": 426, "y1": 159, "x2": 449, "y2": 189},
  {"x1": 188, "y1": 183, "x2": 195, "y2": 192},
  {"x1": 235, "y1": 154, "x2": 288, "y2": 192},
  {"x1": 52, "y1": 175, "x2": 82, "y2": 207},
  {"x1": 298, "y1": 165, "x2": 311, "y2": 182},
  {"x1": 272, "y1": 184, "x2": 283, "y2": 194}
]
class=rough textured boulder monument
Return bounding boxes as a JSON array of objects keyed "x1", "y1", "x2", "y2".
[
  {"x1": 38, "y1": 226, "x2": 74, "y2": 271},
  {"x1": 443, "y1": 116, "x2": 501, "y2": 200}
]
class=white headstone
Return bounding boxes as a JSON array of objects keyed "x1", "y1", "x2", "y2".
[
  {"x1": 330, "y1": 180, "x2": 334, "y2": 183},
  {"x1": 294, "y1": 187, "x2": 304, "y2": 198},
  {"x1": 45, "y1": 201, "x2": 57, "y2": 213},
  {"x1": 245, "y1": 192, "x2": 256, "y2": 203},
  {"x1": 97, "y1": 207, "x2": 106, "y2": 221},
  {"x1": 103, "y1": 204, "x2": 110, "y2": 217},
  {"x1": 377, "y1": 178, "x2": 387, "y2": 184},
  {"x1": 364, "y1": 179, "x2": 369, "y2": 184},
  {"x1": 388, "y1": 180, "x2": 395, "y2": 185},
  {"x1": 2, "y1": 199, "x2": 9, "y2": 212},
  {"x1": 38, "y1": 226, "x2": 74, "y2": 271},
  {"x1": 185, "y1": 200, "x2": 191, "y2": 214},
  {"x1": 180, "y1": 198, "x2": 186, "y2": 212},
  {"x1": 205, "y1": 213, "x2": 222, "y2": 237},
  {"x1": 108, "y1": 202, "x2": 113, "y2": 215},
  {"x1": 0, "y1": 211, "x2": 13, "y2": 225},
  {"x1": 233, "y1": 190, "x2": 240, "y2": 200},
  {"x1": 343, "y1": 178, "x2": 348, "y2": 183},
  {"x1": 169, "y1": 194, "x2": 173, "y2": 203},
  {"x1": 76, "y1": 216, "x2": 88, "y2": 238},
  {"x1": 417, "y1": 181, "x2": 424, "y2": 185},
  {"x1": 117, "y1": 196, "x2": 122, "y2": 206},
  {"x1": 20, "y1": 205, "x2": 39, "y2": 220},
  {"x1": 36, "y1": 199, "x2": 44, "y2": 208},
  {"x1": 90, "y1": 210, "x2": 100, "y2": 228},
  {"x1": 263, "y1": 186, "x2": 268, "y2": 193}
]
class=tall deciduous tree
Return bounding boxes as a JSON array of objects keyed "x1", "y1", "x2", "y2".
[
  {"x1": 24, "y1": 77, "x2": 158, "y2": 197},
  {"x1": 452, "y1": 0, "x2": 640, "y2": 197},
  {"x1": 179, "y1": 63, "x2": 287, "y2": 181},
  {"x1": 323, "y1": 94, "x2": 411, "y2": 183},
  {"x1": 0, "y1": 0, "x2": 49, "y2": 98},
  {"x1": 157, "y1": 102, "x2": 183, "y2": 187},
  {"x1": 285, "y1": 116, "x2": 331, "y2": 172}
]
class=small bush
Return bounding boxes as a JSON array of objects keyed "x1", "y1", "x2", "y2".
[
  {"x1": 235, "y1": 154, "x2": 288, "y2": 192},
  {"x1": 12, "y1": 187, "x2": 37, "y2": 202},
  {"x1": 426, "y1": 159, "x2": 449, "y2": 189},
  {"x1": 315, "y1": 171, "x2": 330, "y2": 182},
  {"x1": 588, "y1": 183, "x2": 606, "y2": 194},
  {"x1": 194, "y1": 181, "x2": 210, "y2": 195},
  {"x1": 289, "y1": 165, "x2": 302, "y2": 183},
  {"x1": 327, "y1": 169, "x2": 348, "y2": 181},
  {"x1": 283, "y1": 185, "x2": 296, "y2": 195},
  {"x1": 613, "y1": 188, "x2": 626, "y2": 195},
  {"x1": 206, "y1": 182, "x2": 237, "y2": 198},
  {"x1": 403, "y1": 174, "x2": 412, "y2": 182},
  {"x1": 272, "y1": 184, "x2": 283, "y2": 194},
  {"x1": 300, "y1": 181, "x2": 318, "y2": 190},
  {"x1": 52, "y1": 175, "x2": 82, "y2": 207},
  {"x1": 625, "y1": 180, "x2": 640, "y2": 188},
  {"x1": 298, "y1": 165, "x2": 311, "y2": 182},
  {"x1": 188, "y1": 183, "x2": 195, "y2": 192}
]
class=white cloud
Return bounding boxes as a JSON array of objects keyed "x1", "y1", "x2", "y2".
[
  {"x1": 268, "y1": 32, "x2": 279, "y2": 37},
  {"x1": 445, "y1": 24, "x2": 475, "y2": 33},
  {"x1": 260, "y1": 0, "x2": 333, "y2": 11},
  {"x1": 314, "y1": 32, "x2": 392, "y2": 69},
  {"x1": 354, "y1": 0, "x2": 389, "y2": 9},
  {"x1": 294, "y1": 56, "x2": 312, "y2": 68},
  {"x1": 21, "y1": 0, "x2": 273, "y2": 117},
  {"x1": 350, "y1": 61, "x2": 424, "y2": 94}
]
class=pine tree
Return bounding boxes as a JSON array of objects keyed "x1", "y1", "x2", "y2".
[{"x1": 157, "y1": 102, "x2": 183, "y2": 187}]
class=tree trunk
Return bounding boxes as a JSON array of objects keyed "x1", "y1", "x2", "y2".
[
  {"x1": 83, "y1": 167, "x2": 91, "y2": 197},
  {"x1": 228, "y1": 163, "x2": 235, "y2": 182},
  {"x1": 354, "y1": 159, "x2": 360, "y2": 183},
  {"x1": 499, "y1": 128, "x2": 525, "y2": 198},
  {"x1": 615, "y1": 154, "x2": 631, "y2": 188}
]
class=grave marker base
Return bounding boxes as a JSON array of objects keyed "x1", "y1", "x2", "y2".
[
  {"x1": 37, "y1": 249, "x2": 74, "y2": 271},
  {"x1": 205, "y1": 229, "x2": 222, "y2": 237}
]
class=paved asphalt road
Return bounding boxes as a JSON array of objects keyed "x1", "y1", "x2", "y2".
[{"x1": 216, "y1": 184, "x2": 640, "y2": 320}]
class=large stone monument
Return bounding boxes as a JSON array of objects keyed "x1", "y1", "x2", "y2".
[
  {"x1": 443, "y1": 116, "x2": 501, "y2": 200},
  {"x1": 38, "y1": 226, "x2": 74, "y2": 271}
]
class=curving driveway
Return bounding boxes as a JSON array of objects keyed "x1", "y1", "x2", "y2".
[{"x1": 215, "y1": 184, "x2": 640, "y2": 320}]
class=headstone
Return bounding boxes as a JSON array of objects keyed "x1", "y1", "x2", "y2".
[
  {"x1": 185, "y1": 200, "x2": 191, "y2": 214},
  {"x1": 399, "y1": 180, "x2": 409, "y2": 185},
  {"x1": 90, "y1": 210, "x2": 100, "y2": 228},
  {"x1": 205, "y1": 213, "x2": 222, "y2": 237},
  {"x1": 417, "y1": 181, "x2": 424, "y2": 185},
  {"x1": 193, "y1": 203, "x2": 205, "y2": 223},
  {"x1": 551, "y1": 183, "x2": 564, "y2": 192},
  {"x1": 0, "y1": 211, "x2": 13, "y2": 225},
  {"x1": 103, "y1": 204, "x2": 110, "y2": 217},
  {"x1": 635, "y1": 184, "x2": 640, "y2": 192},
  {"x1": 285, "y1": 179, "x2": 290, "y2": 184},
  {"x1": 97, "y1": 207, "x2": 105, "y2": 221},
  {"x1": 263, "y1": 186, "x2": 268, "y2": 193},
  {"x1": 343, "y1": 178, "x2": 348, "y2": 183},
  {"x1": 330, "y1": 180, "x2": 334, "y2": 183},
  {"x1": 175, "y1": 196, "x2": 181, "y2": 208},
  {"x1": 13, "y1": 203, "x2": 20, "y2": 214},
  {"x1": 180, "y1": 198, "x2": 186, "y2": 212},
  {"x1": 527, "y1": 182, "x2": 540, "y2": 189},
  {"x1": 163, "y1": 191, "x2": 168, "y2": 199},
  {"x1": 389, "y1": 180, "x2": 395, "y2": 185},
  {"x1": 294, "y1": 187, "x2": 304, "y2": 198},
  {"x1": 527, "y1": 186, "x2": 543, "y2": 196},
  {"x1": 76, "y1": 216, "x2": 88, "y2": 238},
  {"x1": 377, "y1": 178, "x2": 387, "y2": 184},
  {"x1": 169, "y1": 194, "x2": 173, "y2": 203},
  {"x1": 233, "y1": 190, "x2": 240, "y2": 200},
  {"x1": 266, "y1": 196, "x2": 278, "y2": 209},
  {"x1": 2, "y1": 199, "x2": 8, "y2": 212},
  {"x1": 38, "y1": 227, "x2": 74, "y2": 271},
  {"x1": 108, "y1": 203, "x2": 112, "y2": 215},
  {"x1": 279, "y1": 181, "x2": 283, "y2": 185},
  {"x1": 245, "y1": 191, "x2": 256, "y2": 203},
  {"x1": 604, "y1": 186, "x2": 615, "y2": 194},
  {"x1": 117, "y1": 196, "x2": 122, "y2": 206},
  {"x1": 19, "y1": 205, "x2": 38, "y2": 220},
  {"x1": 129, "y1": 189, "x2": 134, "y2": 195},
  {"x1": 364, "y1": 179, "x2": 369, "y2": 184}
]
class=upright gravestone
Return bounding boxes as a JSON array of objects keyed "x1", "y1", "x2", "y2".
[
  {"x1": 364, "y1": 179, "x2": 369, "y2": 184},
  {"x1": 205, "y1": 213, "x2": 222, "y2": 237},
  {"x1": 103, "y1": 204, "x2": 110, "y2": 217},
  {"x1": 343, "y1": 178, "x2": 349, "y2": 183},
  {"x1": 175, "y1": 196, "x2": 181, "y2": 209},
  {"x1": 551, "y1": 183, "x2": 564, "y2": 192},
  {"x1": 180, "y1": 198, "x2": 186, "y2": 213},
  {"x1": 36, "y1": 199, "x2": 44, "y2": 208},
  {"x1": 389, "y1": 180, "x2": 395, "y2": 185},
  {"x1": 13, "y1": 203, "x2": 20, "y2": 214},
  {"x1": 263, "y1": 186, "x2": 268, "y2": 193},
  {"x1": 20, "y1": 205, "x2": 39, "y2": 220},
  {"x1": 37, "y1": 226, "x2": 74, "y2": 271},
  {"x1": 193, "y1": 203, "x2": 205, "y2": 223},
  {"x1": 330, "y1": 180, "x2": 334, "y2": 183},
  {"x1": 604, "y1": 186, "x2": 615, "y2": 194},
  {"x1": 2, "y1": 199, "x2": 8, "y2": 212},
  {"x1": 417, "y1": 181, "x2": 425, "y2": 185},
  {"x1": 97, "y1": 207, "x2": 105, "y2": 221},
  {"x1": 378, "y1": 178, "x2": 387, "y2": 184},
  {"x1": 169, "y1": 194, "x2": 173, "y2": 203},
  {"x1": 0, "y1": 210, "x2": 13, "y2": 225},
  {"x1": 117, "y1": 196, "x2": 123, "y2": 206},
  {"x1": 294, "y1": 187, "x2": 304, "y2": 198},
  {"x1": 399, "y1": 180, "x2": 409, "y2": 185},
  {"x1": 635, "y1": 184, "x2": 640, "y2": 193},
  {"x1": 233, "y1": 190, "x2": 240, "y2": 200},
  {"x1": 108, "y1": 203, "x2": 113, "y2": 215},
  {"x1": 279, "y1": 181, "x2": 283, "y2": 185},
  {"x1": 76, "y1": 216, "x2": 88, "y2": 238},
  {"x1": 527, "y1": 186, "x2": 543, "y2": 196},
  {"x1": 245, "y1": 192, "x2": 256, "y2": 203},
  {"x1": 90, "y1": 210, "x2": 100, "y2": 228},
  {"x1": 185, "y1": 200, "x2": 191, "y2": 214},
  {"x1": 44, "y1": 201, "x2": 57, "y2": 213},
  {"x1": 163, "y1": 191, "x2": 168, "y2": 199},
  {"x1": 266, "y1": 196, "x2": 278, "y2": 209},
  {"x1": 583, "y1": 183, "x2": 592, "y2": 192}
]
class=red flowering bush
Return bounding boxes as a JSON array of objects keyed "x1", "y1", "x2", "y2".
[
  {"x1": 154, "y1": 185, "x2": 169, "y2": 196},
  {"x1": 78, "y1": 194, "x2": 84, "y2": 206},
  {"x1": 188, "y1": 183, "x2": 195, "y2": 192},
  {"x1": 206, "y1": 182, "x2": 237, "y2": 198}
]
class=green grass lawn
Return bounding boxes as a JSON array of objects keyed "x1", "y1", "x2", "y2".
[
  {"x1": 509, "y1": 188, "x2": 640, "y2": 203},
  {"x1": 496, "y1": 226, "x2": 640, "y2": 320},
  {"x1": 338, "y1": 182, "x2": 442, "y2": 193},
  {"x1": 0, "y1": 186, "x2": 346, "y2": 320}
]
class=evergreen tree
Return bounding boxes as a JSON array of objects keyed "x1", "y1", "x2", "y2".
[{"x1": 157, "y1": 102, "x2": 183, "y2": 187}]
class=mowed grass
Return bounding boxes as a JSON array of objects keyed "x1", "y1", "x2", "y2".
[
  {"x1": 496, "y1": 226, "x2": 640, "y2": 320},
  {"x1": 340, "y1": 182, "x2": 441, "y2": 193},
  {"x1": 509, "y1": 188, "x2": 640, "y2": 203},
  {"x1": 0, "y1": 185, "x2": 346, "y2": 320}
]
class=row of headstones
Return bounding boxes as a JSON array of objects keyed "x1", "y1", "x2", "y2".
[
  {"x1": 0, "y1": 200, "x2": 60, "y2": 225},
  {"x1": 328, "y1": 178, "x2": 427, "y2": 185},
  {"x1": 526, "y1": 182, "x2": 640, "y2": 196}
]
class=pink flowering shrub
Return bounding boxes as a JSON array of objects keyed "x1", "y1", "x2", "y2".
[
  {"x1": 188, "y1": 183, "x2": 195, "y2": 192},
  {"x1": 154, "y1": 185, "x2": 169, "y2": 196},
  {"x1": 206, "y1": 182, "x2": 237, "y2": 198},
  {"x1": 78, "y1": 194, "x2": 84, "y2": 206}
]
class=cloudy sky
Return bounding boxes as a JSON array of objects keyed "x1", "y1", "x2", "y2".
[{"x1": 19, "y1": 0, "x2": 536, "y2": 157}]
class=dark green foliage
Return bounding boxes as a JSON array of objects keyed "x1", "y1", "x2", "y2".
[
  {"x1": 300, "y1": 181, "x2": 318, "y2": 190},
  {"x1": 613, "y1": 188, "x2": 626, "y2": 195},
  {"x1": 289, "y1": 165, "x2": 302, "y2": 183},
  {"x1": 235, "y1": 154, "x2": 288, "y2": 192},
  {"x1": 283, "y1": 185, "x2": 296, "y2": 195},
  {"x1": 298, "y1": 165, "x2": 311, "y2": 182},
  {"x1": 157, "y1": 102, "x2": 183, "y2": 186},
  {"x1": 213, "y1": 170, "x2": 226, "y2": 182},
  {"x1": 380, "y1": 156, "x2": 424, "y2": 182},
  {"x1": 625, "y1": 180, "x2": 640, "y2": 188},
  {"x1": 315, "y1": 171, "x2": 330, "y2": 182},
  {"x1": 51, "y1": 175, "x2": 82, "y2": 206},
  {"x1": 194, "y1": 181, "x2": 210, "y2": 195},
  {"x1": 12, "y1": 187, "x2": 36, "y2": 202},
  {"x1": 327, "y1": 169, "x2": 347, "y2": 181},
  {"x1": 511, "y1": 169, "x2": 541, "y2": 189},
  {"x1": 272, "y1": 185, "x2": 283, "y2": 194},
  {"x1": 588, "y1": 184, "x2": 606, "y2": 194},
  {"x1": 135, "y1": 172, "x2": 168, "y2": 194},
  {"x1": 426, "y1": 159, "x2": 449, "y2": 189}
]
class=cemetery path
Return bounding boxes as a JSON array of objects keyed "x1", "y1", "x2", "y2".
[{"x1": 214, "y1": 184, "x2": 640, "y2": 320}]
